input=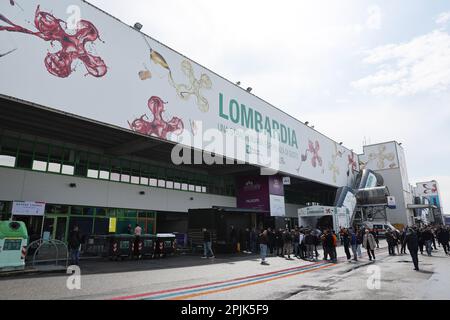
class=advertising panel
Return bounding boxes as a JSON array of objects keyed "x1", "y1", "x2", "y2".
[
  {"x1": 0, "y1": 0, "x2": 357, "y2": 187},
  {"x1": 12, "y1": 201, "x2": 46, "y2": 216}
]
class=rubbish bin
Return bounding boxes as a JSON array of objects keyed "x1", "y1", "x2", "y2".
[
  {"x1": 141, "y1": 234, "x2": 157, "y2": 259},
  {"x1": 155, "y1": 233, "x2": 176, "y2": 258},
  {"x1": 107, "y1": 234, "x2": 134, "y2": 260},
  {"x1": 0, "y1": 221, "x2": 28, "y2": 271}
]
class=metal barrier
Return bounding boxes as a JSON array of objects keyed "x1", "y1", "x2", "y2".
[{"x1": 26, "y1": 239, "x2": 69, "y2": 270}]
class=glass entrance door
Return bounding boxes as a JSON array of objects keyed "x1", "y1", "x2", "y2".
[{"x1": 42, "y1": 216, "x2": 68, "y2": 241}]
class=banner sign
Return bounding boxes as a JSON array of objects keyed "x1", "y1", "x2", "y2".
[
  {"x1": 0, "y1": 0, "x2": 358, "y2": 188},
  {"x1": 12, "y1": 201, "x2": 46, "y2": 216}
]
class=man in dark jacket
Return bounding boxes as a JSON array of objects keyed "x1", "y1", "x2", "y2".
[
  {"x1": 404, "y1": 227, "x2": 420, "y2": 271},
  {"x1": 438, "y1": 226, "x2": 450, "y2": 255},
  {"x1": 342, "y1": 229, "x2": 352, "y2": 261},
  {"x1": 202, "y1": 228, "x2": 215, "y2": 258},
  {"x1": 386, "y1": 230, "x2": 396, "y2": 255},
  {"x1": 68, "y1": 226, "x2": 82, "y2": 266},
  {"x1": 275, "y1": 228, "x2": 284, "y2": 257}
]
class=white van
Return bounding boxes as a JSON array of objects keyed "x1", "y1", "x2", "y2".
[{"x1": 361, "y1": 222, "x2": 399, "y2": 237}]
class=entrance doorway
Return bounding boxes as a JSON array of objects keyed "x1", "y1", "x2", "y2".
[{"x1": 43, "y1": 216, "x2": 68, "y2": 241}]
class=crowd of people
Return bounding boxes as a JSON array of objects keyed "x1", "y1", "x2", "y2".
[{"x1": 202, "y1": 224, "x2": 450, "y2": 271}]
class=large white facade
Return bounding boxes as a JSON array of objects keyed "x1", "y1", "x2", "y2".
[{"x1": 359, "y1": 141, "x2": 414, "y2": 227}]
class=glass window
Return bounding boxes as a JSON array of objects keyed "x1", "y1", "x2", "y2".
[
  {"x1": 74, "y1": 152, "x2": 88, "y2": 177},
  {"x1": 32, "y1": 160, "x2": 47, "y2": 171},
  {"x1": 99, "y1": 170, "x2": 110, "y2": 180},
  {"x1": 202, "y1": 186, "x2": 207, "y2": 193},
  {"x1": 182, "y1": 183, "x2": 188, "y2": 191},
  {"x1": 158, "y1": 180, "x2": 166, "y2": 188},
  {"x1": 16, "y1": 140, "x2": 34, "y2": 169},
  {"x1": 174, "y1": 182, "x2": 181, "y2": 190},
  {"x1": 131, "y1": 176, "x2": 140, "y2": 184},
  {"x1": 62, "y1": 165, "x2": 75, "y2": 175},
  {"x1": 195, "y1": 186, "x2": 202, "y2": 193},
  {"x1": 48, "y1": 162, "x2": 61, "y2": 173},
  {"x1": 121, "y1": 174, "x2": 130, "y2": 183},
  {"x1": 83, "y1": 207, "x2": 95, "y2": 216},
  {"x1": 48, "y1": 145, "x2": 63, "y2": 173},
  {"x1": 99, "y1": 156, "x2": 110, "y2": 180},
  {"x1": 71, "y1": 206, "x2": 83, "y2": 216},
  {"x1": 95, "y1": 207, "x2": 107, "y2": 217},
  {"x1": 62, "y1": 149, "x2": 75, "y2": 175},
  {"x1": 87, "y1": 169, "x2": 99, "y2": 179},
  {"x1": 45, "y1": 204, "x2": 69, "y2": 215},
  {"x1": 166, "y1": 181, "x2": 174, "y2": 189},
  {"x1": 0, "y1": 136, "x2": 19, "y2": 163},
  {"x1": 0, "y1": 155, "x2": 15, "y2": 167},
  {"x1": 140, "y1": 177, "x2": 149, "y2": 186},
  {"x1": 110, "y1": 159, "x2": 121, "y2": 182},
  {"x1": 149, "y1": 179, "x2": 158, "y2": 187},
  {"x1": 189, "y1": 184, "x2": 195, "y2": 192}
]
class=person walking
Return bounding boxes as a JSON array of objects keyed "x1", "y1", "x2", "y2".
[
  {"x1": 259, "y1": 229, "x2": 269, "y2": 265},
  {"x1": 275, "y1": 228, "x2": 284, "y2": 257},
  {"x1": 438, "y1": 226, "x2": 449, "y2": 255},
  {"x1": 292, "y1": 228, "x2": 300, "y2": 258},
  {"x1": 363, "y1": 229, "x2": 376, "y2": 261},
  {"x1": 267, "y1": 228, "x2": 275, "y2": 255},
  {"x1": 304, "y1": 230, "x2": 316, "y2": 261},
  {"x1": 68, "y1": 226, "x2": 82, "y2": 266},
  {"x1": 134, "y1": 224, "x2": 142, "y2": 258},
  {"x1": 400, "y1": 228, "x2": 407, "y2": 254},
  {"x1": 422, "y1": 228, "x2": 433, "y2": 256},
  {"x1": 356, "y1": 228, "x2": 363, "y2": 258},
  {"x1": 386, "y1": 230, "x2": 396, "y2": 256},
  {"x1": 230, "y1": 225, "x2": 238, "y2": 254},
  {"x1": 202, "y1": 228, "x2": 215, "y2": 259},
  {"x1": 299, "y1": 229, "x2": 306, "y2": 259},
  {"x1": 349, "y1": 228, "x2": 359, "y2": 261},
  {"x1": 283, "y1": 228, "x2": 293, "y2": 259},
  {"x1": 342, "y1": 228, "x2": 352, "y2": 262},
  {"x1": 404, "y1": 227, "x2": 420, "y2": 271},
  {"x1": 418, "y1": 228, "x2": 424, "y2": 255}
]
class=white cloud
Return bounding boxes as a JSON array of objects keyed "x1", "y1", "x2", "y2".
[
  {"x1": 352, "y1": 30, "x2": 450, "y2": 96},
  {"x1": 436, "y1": 11, "x2": 450, "y2": 26},
  {"x1": 366, "y1": 5, "x2": 382, "y2": 30}
]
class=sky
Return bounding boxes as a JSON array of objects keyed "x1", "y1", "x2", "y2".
[{"x1": 89, "y1": 0, "x2": 450, "y2": 214}]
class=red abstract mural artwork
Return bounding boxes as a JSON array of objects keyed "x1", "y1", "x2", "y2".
[
  {"x1": 128, "y1": 96, "x2": 184, "y2": 140},
  {"x1": 0, "y1": 5, "x2": 107, "y2": 78},
  {"x1": 301, "y1": 140, "x2": 322, "y2": 168}
]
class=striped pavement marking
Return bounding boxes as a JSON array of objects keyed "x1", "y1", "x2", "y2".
[{"x1": 112, "y1": 247, "x2": 389, "y2": 300}]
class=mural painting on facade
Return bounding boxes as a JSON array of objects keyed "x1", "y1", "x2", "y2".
[
  {"x1": 0, "y1": 5, "x2": 107, "y2": 78},
  {"x1": 329, "y1": 143, "x2": 343, "y2": 183},
  {"x1": 361, "y1": 144, "x2": 397, "y2": 170},
  {"x1": 128, "y1": 96, "x2": 184, "y2": 140},
  {"x1": 141, "y1": 35, "x2": 212, "y2": 113},
  {"x1": 296, "y1": 140, "x2": 322, "y2": 173},
  {"x1": 421, "y1": 182, "x2": 438, "y2": 195}
]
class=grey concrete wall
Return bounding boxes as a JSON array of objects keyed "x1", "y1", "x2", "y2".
[
  {"x1": 375, "y1": 168, "x2": 413, "y2": 226},
  {"x1": 0, "y1": 167, "x2": 236, "y2": 212}
]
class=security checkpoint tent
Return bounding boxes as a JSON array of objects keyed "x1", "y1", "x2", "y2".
[{"x1": 298, "y1": 206, "x2": 350, "y2": 232}]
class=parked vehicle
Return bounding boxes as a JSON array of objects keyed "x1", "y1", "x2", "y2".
[{"x1": 360, "y1": 221, "x2": 399, "y2": 237}]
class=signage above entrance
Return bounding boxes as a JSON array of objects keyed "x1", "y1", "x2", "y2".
[{"x1": 12, "y1": 201, "x2": 46, "y2": 217}]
